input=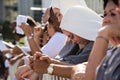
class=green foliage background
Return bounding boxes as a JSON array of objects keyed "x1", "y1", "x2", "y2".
[{"x1": 1, "y1": 21, "x2": 14, "y2": 42}]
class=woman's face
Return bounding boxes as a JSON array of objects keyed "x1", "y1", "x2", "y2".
[
  {"x1": 103, "y1": 1, "x2": 120, "y2": 26},
  {"x1": 103, "y1": 1, "x2": 120, "y2": 46},
  {"x1": 62, "y1": 29, "x2": 88, "y2": 45},
  {"x1": 62, "y1": 30, "x2": 73, "y2": 38}
]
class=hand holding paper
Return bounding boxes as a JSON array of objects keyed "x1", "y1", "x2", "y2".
[{"x1": 16, "y1": 15, "x2": 27, "y2": 35}]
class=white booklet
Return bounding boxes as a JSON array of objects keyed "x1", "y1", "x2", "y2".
[
  {"x1": 0, "y1": 40, "x2": 13, "y2": 58},
  {"x1": 0, "y1": 40, "x2": 7, "y2": 51},
  {"x1": 16, "y1": 15, "x2": 27, "y2": 35},
  {"x1": 2, "y1": 41, "x2": 15, "y2": 48}
]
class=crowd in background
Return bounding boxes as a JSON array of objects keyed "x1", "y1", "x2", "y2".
[{"x1": 0, "y1": 0, "x2": 120, "y2": 80}]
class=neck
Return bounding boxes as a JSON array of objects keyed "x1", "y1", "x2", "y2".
[{"x1": 49, "y1": 30, "x2": 56, "y2": 37}]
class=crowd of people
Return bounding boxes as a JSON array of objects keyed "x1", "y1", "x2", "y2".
[{"x1": 0, "y1": 0, "x2": 120, "y2": 80}]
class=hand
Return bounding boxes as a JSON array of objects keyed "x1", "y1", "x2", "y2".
[
  {"x1": 71, "y1": 64, "x2": 86, "y2": 80},
  {"x1": 99, "y1": 24, "x2": 120, "y2": 41},
  {"x1": 12, "y1": 46, "x2": 22, "y2": 55},
  {"x1": 34, "y1": 26, "x2": 43, "y2": 38},
  {"x1": 48, "y1": 7, "x2": 60, "y2": 28},
  {"x1": 31, "y1": 52, "x2": 53, "y2": 74},
  {"x1": 1, "y1": 49, "x2": 10, "y2": 54},
  {"x1": 72, "y1": 72, "x2": 85, "y2": 80},
  {"x1": 102, "y1": 7, "x2": 120, "y2": 39},
  {"x1": 33, "y1": 52, "x2": 52, "y2": 63},
  {"x1": 20, "y1": 23, "x2": 33, "y2": 37},
  {"x1": 29, "y1": 56, "x2": 34, "y2": 65},
  {"x1": 33, "y1": 51, "x2": 42, "y2": 60},
  {"x1": 29, "y1": 72, "x2": 39, "y2": 80},
  {"x1": 15, "y1": 65, "x2": 34, "y2": 80},
  {"x1": 32, "y1": 58, "x2": 49, "y2": 74},
  {"x1": 42, "y1": 8, "x2": 50, "y2": 23},
  {"x1": 9, "y1": 57, "x2": 17, "y2": 65}
]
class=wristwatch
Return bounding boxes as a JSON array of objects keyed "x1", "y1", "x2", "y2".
[{"x1": 47, "y1": 64, "x2": 54, "y2": 75}]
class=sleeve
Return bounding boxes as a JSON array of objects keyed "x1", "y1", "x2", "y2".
[
  {"x1": 61, "y1": 41, "x2": 94, "y2": 64},
  {"x1": 5, "y1": 60, "x2": 10, "y2": 68}
]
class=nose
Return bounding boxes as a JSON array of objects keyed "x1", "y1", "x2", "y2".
[{"x1": 102, "y1": 16, "x2": 111, "y2": 26}]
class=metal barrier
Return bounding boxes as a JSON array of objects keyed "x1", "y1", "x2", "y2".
[
  {"x1": 85, "y1": 0, "x2": 103, "y2": 14},
  {"x1": 42, "y1": 74, "x2": 70, "y2": 80}
]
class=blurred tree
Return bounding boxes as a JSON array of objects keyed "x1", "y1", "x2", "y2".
[
  {"x1": 0, "y1": 22, "x2": 2, "y2": 33},
  {"x1": 2, "y1": 21, "x2": 14, "y2": 42}
]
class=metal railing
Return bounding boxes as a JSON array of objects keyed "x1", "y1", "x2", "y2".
[{"x1": 85, "y1": 0, "x2": 103, "y2": 14}]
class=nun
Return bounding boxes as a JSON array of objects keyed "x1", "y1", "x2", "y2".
[
  {"x1": 39, "y1": 0, "x2": 88, "y2": 58},
  {"x1": 15, "y1": 5, "x2": 102, "y2": 80},
  {"x1": 42, "y1": 0, "x2": 87, "y2": 23},
  {"x1": 33, "y1": 5, "x2": 102, "y2": 79}
]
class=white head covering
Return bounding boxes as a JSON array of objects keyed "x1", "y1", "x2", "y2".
[
  {"x1": 60, "y1": 6, "x2": 102, "y2": 41},
  {"x1": 50, "y1": 0, "x2": 87, "y2": 15}
]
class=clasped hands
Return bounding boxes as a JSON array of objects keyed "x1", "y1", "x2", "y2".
[{"x1": 15, "y1": 51, "x2": 52, "y2": 80}]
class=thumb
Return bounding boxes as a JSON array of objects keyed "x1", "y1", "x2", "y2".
[
  {"x1": 116, "y1": 8, "x2": 120, "y2": 13},
  {"x1": 21, "y1": 70, "x2": 33, "y2": 78},
  {"x1": 40, "y1": 56, "x2": 51, "y2": 63}
]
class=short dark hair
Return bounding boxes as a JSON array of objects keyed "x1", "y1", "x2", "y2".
[{"x1": 103, "y1": 0, "x2": 119, "y2": 9}]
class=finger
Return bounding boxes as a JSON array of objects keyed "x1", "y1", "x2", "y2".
[
  {"x1": 29, "y1": 57, "x2": 33, "y2": 65},
  {"x1": 17, "y1": 65, "x2": 31, "y2": 76},
  {"x1": 72, "y1": 76, "x2": 81, "y2": 80},
  {"x1": 21, "y1": 69, "x2": 34, "y2": 78},
  {"x1": 29, "y1": 56, "x2": 33, "y2": 60},
  {"x1": 37, "y1": 27, "x2": 41, "y2": 31},
  {"x1": 34, "y1": 27, "x2": 40, "y2": 32},
  {"x1": 33, "y1": 53, "x2": 38, "y2": 60},
  {"x1": 21, "y1": 23, "x2": 26, "y2": 28},
  {"x1": 33, "y1": 52, "x2": 41, "y2": 60},
  {"x1": 15, "y1": 75, "x2": 22, "y2": 80},
  {"x1": 15, "y1": 68, "x2": 25, "y2": 80},
  {"x1": 40, "y1": 55, "x2": 51, "y2": 63},
  {"x1": 15, "y1": 70, "x2": 21, "y2": 80},
  {"x1": 40, "y1": 54, "x2": 48, "y2": 60},
  {"x1": 116, "y1": 8, "x2": 120, "y2": 14},
  {"x1": 21, "y1": 22, "x2": 25, "y2": 25}
]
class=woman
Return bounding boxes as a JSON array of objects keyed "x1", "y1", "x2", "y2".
[
  {"x1": 21, "y1": 0, "x2": 88, "y2": 58},
  {"x1": 15, "y1": 6, "x2": 102, "y2": 80},
  {"x1": 50, "y1": 0, "x2": 87, "y2": 15},
  {"x1": 39, "y1": 0, "x2": 88, "y2": 57},
  {"x1": 42, "y1": 0, "x2": 87, "y2": 23},
  {"x1": 85, "y1": 0, "x2": 120, "y2": 80}
]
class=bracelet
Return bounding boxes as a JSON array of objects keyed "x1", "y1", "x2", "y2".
[
  {"x1": 27, "y1": 34, "x2": 34, "y2": 39},
  {"x1": 96, "y1": 35, "x2": 109, "y2": 43}
]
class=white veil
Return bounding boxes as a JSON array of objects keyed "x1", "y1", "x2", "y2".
[{"x1": 50, "y1": 0, "x2": 87, "y2": 15}]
